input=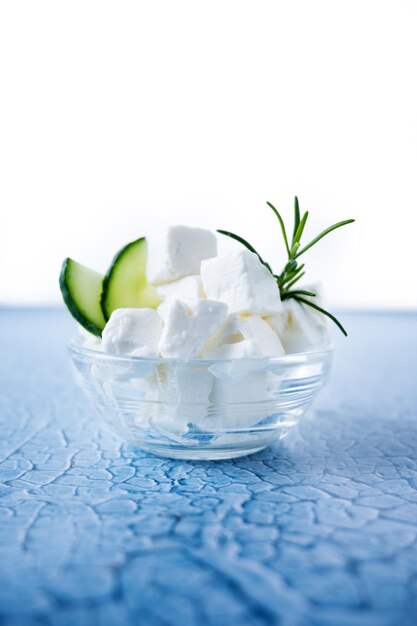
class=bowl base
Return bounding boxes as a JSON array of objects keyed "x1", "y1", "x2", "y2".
[{"x1": 139, "y1": 444, "x2": 268, "y2": 461}]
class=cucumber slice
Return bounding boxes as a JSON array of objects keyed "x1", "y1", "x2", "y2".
[
  {"x1": 59, "y1": 258, "x2": 106, "y2": 337},
  {"x1": 101, "y1": 237, "x2": 161, "y2": 320}
]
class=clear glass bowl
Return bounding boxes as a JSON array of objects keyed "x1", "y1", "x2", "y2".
[{"x1": 69, "y1": 340, "x2": 334, "y2": 460}]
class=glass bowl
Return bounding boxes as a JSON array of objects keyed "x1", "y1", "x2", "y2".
[{"x1": 69, "y1": 340, "x2": 334, "y2": 460}]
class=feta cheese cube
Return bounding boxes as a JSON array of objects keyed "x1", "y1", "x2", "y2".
[
  {"x1": 151, "y1": 362, "x2": 214, "y2": 433},
  {"x1": 205, "y1": 338, "x2": 263, "y2": 359},
  {"x1": 194, "y1": 367, "x2": 273, "y2": 431},
  {"x1": 201, "y1": 249, "x2": 282, "y2": 315},
  {"x1": 156, "y1": 275, "x2": 205, "y2": 301},
  {"x1": 202, "y1": 314, "x2": 284, "y2": 358},
  {"x1": 278, "y1": 299, "x2": 329, "y2": 354},
  {"x1": 156, "y1": 276, "x2": 205, "y2": 323},
  {"x1": 202, "y1": 315, "x2": 245, "y2": 357},
  {"x1": 263, "y1": 311, "x2": 289, "y2": 337},
  {"x1": 159, "y1": 299, "x2": 228, "y2": 358},
  {"x1": 147, "y1": 225, "x2": 217, "y2": 285},
  {"x1": 239, "y1": 315, "x2": 285, "y2": 356},
  {"x1": 101, "y1": 308, "x2": 163, "y2": 357},
  {"x1": 156, "y1": 299, "x2": 173, "y2": 323},
  {"x1": 300, "y1": 281, "x2": 325, "y2": 303},
  {"x1": 297, "y1": 281, "x2": 330, "y2": 328},
  {"x1": 265, "y1": 283, "x2": 330, "y2": 354},
  {"x1": 210, "y1": 370, "x2": 269, "y2": 406}
]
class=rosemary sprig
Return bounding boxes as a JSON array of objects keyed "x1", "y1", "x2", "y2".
[{"x1": 218, "y1": 197, "x2": 354, "y2": 335}]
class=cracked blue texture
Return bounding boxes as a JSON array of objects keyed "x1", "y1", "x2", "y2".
[{"x1": 0, "y1": 309, "x2": 416, "y2": 626}]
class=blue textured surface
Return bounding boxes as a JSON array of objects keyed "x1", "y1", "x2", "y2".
[{"x1": 0, "y1": 309, "x2": 416, "y2": 626}]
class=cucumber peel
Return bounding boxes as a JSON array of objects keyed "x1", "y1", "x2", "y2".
[
  {"x1": 59, "y1": 258, "x2": 106, "y2": 337},
  {"x1": 101, "y1": 237, "x2": 161, "y2": 320}
]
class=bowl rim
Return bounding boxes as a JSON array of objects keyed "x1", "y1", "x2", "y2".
[{"x1": 68, "y1": 338, "x2": 335, "y2": 366}]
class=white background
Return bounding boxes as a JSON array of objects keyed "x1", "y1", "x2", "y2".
[{"x1": 1, "y1": 0, "x2": 416, "y2": 309}]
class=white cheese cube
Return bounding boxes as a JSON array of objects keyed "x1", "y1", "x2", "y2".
[
  {"x1": 265, "y1": 283, "x2": 330, "y2": 354},
  {"x1": 156, "y1": 276, "x2": 205, "y2": 323},
  {"x1": 159, "y1": 299, "x2": 228, "y2": 358},
  {"x1": 101, "y1": 308, "x2": 163, "y2": 357},
  {"x1": 279, "y1": 299, "x2": 329, "y2": 354},
  {"x1": 194, "y1": 368, "x2": 272, "y2": 431},
  {"x1": 239, "y1": 315, "x2": 285, "y2": 356},
  {"x1": 204, "y1": 338, "x2": 263, "y2": 360},
  {"x1": 202, "y1": 314, "x2": 284, "y2": 358},
  {"x1": 151, "y1": 363, "x2": 214, "y2": 433},
  {"x1": 202, "y1": 315, "x2": 245, "y2": 357},
  {"x1": 201, "y1": 249, "x2": 282, "y2": 315},
  {"x1": 156, "y1": 275, "x2": 205, "y2": 301},
  {"x1": 147, "y1": 225, "x2": 217, "y2": 285},
  {"x1": 263, "y1": 311, "x2": 289, "y2": 337},
  {"x1": 297, "y1": 281, "x2": 329, "y2": 328},
  {"x1": 211, "y1": 370, "x2": 269, "y2": 405},
  {"x1": 156, "y1": 299, "x2": 172, "y2": 323}
]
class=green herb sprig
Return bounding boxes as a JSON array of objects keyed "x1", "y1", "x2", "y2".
[{"x1": 218, "y1": 197, "x2": 354, "y2": 335}]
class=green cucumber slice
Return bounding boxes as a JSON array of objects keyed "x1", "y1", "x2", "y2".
[
  {"x1": 101, "y1": 237, "x2": 161, "y2": 320},
  {"x1": 59, "y1": 258, "x2": 106, "y2": 336}
]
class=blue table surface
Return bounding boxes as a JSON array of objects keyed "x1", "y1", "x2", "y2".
[{"x1": 0, "y1": 309, "x2": 416, "y2": 626}]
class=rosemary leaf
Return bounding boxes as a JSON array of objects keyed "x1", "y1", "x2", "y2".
[
  {"x1": 292, "y1": 196, "x2": 300, "y2": 243},
  {"x1": 296, "y1": 219, "x2": 355, "y2": 258},
  {"x1": 295, "y1": 296, "x2": 348, "y2": 336},
  {"x1": 266, "y1": 201, "x2": 290, "y2": 256},
  {"x1": 283, "y1": 271, "x2": 305, "y2": 290},
  {"x1": 289, "y1": 241, "x2": 300, "y2": 259},
  {"x1": 282, "y1": 289, "x2": 316, "y2": 299},
  {"x1": 284, "y1": 260, "x2": 297, "y2": 273},
  {"x1": 217, "y1": 230, "x2": 272, "y2": 273},
  {"x1": 281, "y1": 263, "x2": 305, "y2": 285},
  {"x1": 293, "y1": 211, "x2": 309, "y2": 244}
]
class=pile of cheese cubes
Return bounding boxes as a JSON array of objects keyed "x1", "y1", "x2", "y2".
[{"x1": 101, "y1": 225, "x2": 330, "y2": 359}]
